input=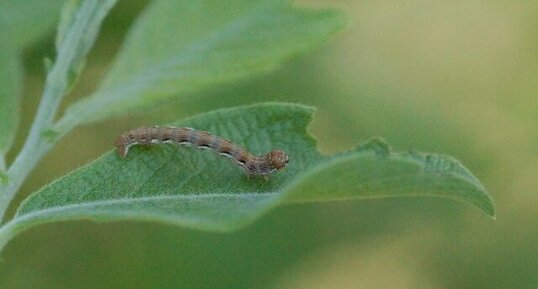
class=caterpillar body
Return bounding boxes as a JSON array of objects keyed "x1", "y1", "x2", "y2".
[{"x1": 115, "y1": 126, "x2": 289, "y2": 176}]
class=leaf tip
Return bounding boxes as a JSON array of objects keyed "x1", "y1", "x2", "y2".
[
  {"x1": 482, "y1": 195, "x2": 497, "y2": 219},
  {"x1": 404, "y1": 151, "x2": 497, "y2": 218}
]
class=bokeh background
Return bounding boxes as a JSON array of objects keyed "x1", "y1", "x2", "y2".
[{"x1": 1, "y1": 0, "x2": 537, "y2": 288}]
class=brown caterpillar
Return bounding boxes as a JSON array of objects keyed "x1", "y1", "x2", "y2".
[{"x1": 115, "y1": 126, "x2": 289, "y2": 176}]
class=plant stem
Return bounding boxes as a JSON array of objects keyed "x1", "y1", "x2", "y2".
[
  {"x1": 0, "y1": 0, "x2": 118, "y2": 223},
  {"x1": 0, "y1": 67, "x2": 67, "y2": 222}
]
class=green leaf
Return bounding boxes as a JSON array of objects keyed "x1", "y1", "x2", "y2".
[
  {"x1": 0, "y1": 103, "x2": 495, "y2": 249},
  {"x1": 55, "y1": 0, "x2": 345, "y2": 130},
  {"x1": 285, "y1": 140, "x2": 495, "y2": 217},
  {"x1": 0, "y1": 40, "x2": 22, "y2": 154},
  {"x1": 0, "y1": 0, "x2": 65, "y2": 48}
]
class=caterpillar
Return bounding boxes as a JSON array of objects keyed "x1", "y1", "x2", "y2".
[{"x1": 115, "y1": 126, "x2": 289, "y2": 176}]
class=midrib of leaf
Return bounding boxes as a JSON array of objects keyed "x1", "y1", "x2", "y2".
[
  {"x1": 15, "y1": 192, "x2": 279, "y2": 220},
  {"x1": 0, "y1": 191, "x2": 280, "y2": 249}
]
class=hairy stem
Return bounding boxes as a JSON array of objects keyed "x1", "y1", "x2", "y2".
[
  {"x1": 0, "y1": 0, "x2": 117, "y2": 223},
  {"x1": 0, "y1": 81, "x2": 63, "y2": 221},
  {"x1": 0, "y1": 44, "x2": 76, "y2": 221}
]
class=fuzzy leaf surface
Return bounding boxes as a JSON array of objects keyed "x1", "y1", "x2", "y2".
[
  {"x1": 56, "y1": 0, "x2": 345, "y2": 129},
  {"x1": 0, "y1": 103, "x2": 495, "y2": 249}
]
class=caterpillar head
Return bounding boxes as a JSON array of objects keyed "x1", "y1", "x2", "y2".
[{"x1": 265, "y1": 149, "x2": 289, "y2": 171}]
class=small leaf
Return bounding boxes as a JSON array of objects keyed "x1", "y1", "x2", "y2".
[
  {"x1": 55, "y1": 0, "x2": 345, "y2": 129},
  {"x1": 0, "y1": 103, "x2": 495, "y2": 249},
  {"x1": 0, "y1": 40, "x2": 22, "y2": 154},
  {"x1": 43, "y1": 57, "x2": 54, "y2": 73}
]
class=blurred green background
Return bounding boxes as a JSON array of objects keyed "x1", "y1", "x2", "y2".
[{"x1": 1, "y1": 0, "x2": 537, "y2": 288}]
